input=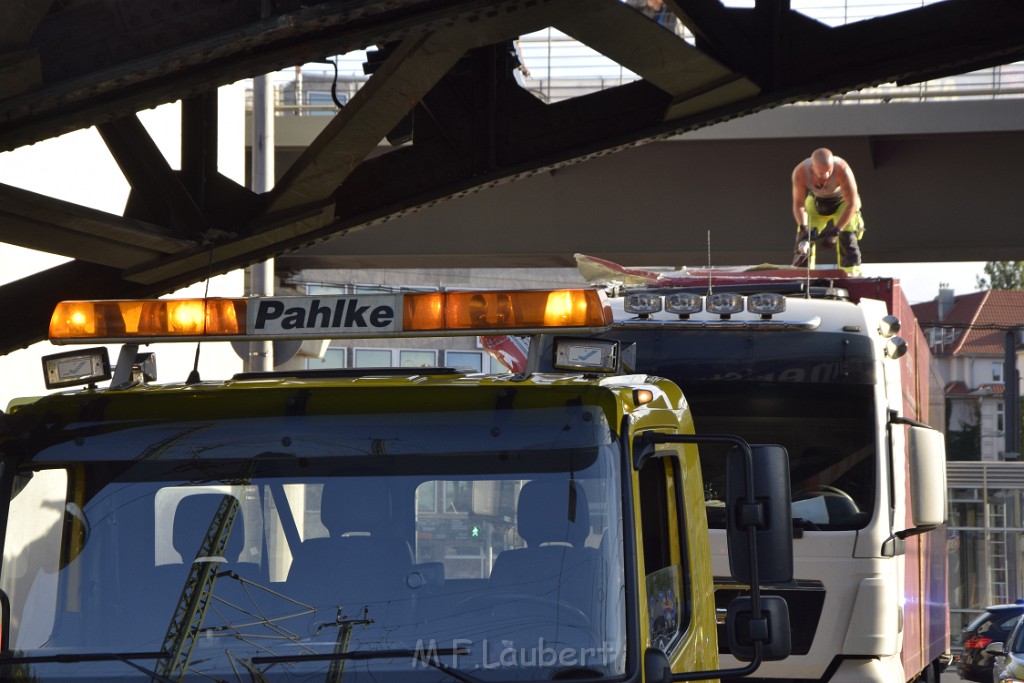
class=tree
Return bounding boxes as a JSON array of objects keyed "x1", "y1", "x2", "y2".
[{"x1": 976, "y1": 261, "x2": 1024, "y2": 290}]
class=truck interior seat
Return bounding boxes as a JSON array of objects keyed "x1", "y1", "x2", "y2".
[
  {"x1": 489, "y1": 479, "x2": 598, "y2": 616},
  {"x1": 286, "y1": 481, "x2": 414, "y2": 615}
]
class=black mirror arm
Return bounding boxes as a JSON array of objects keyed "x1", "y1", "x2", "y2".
[{"x1": 636, "y1": 431, "x2": 768, "y2": 680}]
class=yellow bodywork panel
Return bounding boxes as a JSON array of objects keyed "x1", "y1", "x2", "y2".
[{"x1": 624, "y1": 388, "x2": 720, "y2": 679}]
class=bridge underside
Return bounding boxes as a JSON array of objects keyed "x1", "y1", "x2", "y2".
[
  {"x1": 1, "y1": 0, "x2": 1024, "y2": 354},
  {"x1": 279, "y1": 99, "x2": 1024, "y2": 271}
]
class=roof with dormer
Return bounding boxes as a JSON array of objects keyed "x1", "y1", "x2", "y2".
[{"x1": 912, "y1": 289, "x2": 1024, "y2": 357}]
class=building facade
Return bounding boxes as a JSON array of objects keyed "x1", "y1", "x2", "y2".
[
  {"x1": 913, "y1": 288, "x2": 1024, "y2": 462},
  {"x1": 914, "y1": 289, "x2": 1024, "y2": 643},
  {"x1": 948, "y1": 461, "x2": 1024, "y2": 644}
]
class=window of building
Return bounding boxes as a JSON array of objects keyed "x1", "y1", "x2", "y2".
[
  {"x1": 352, "y1": 283, "x2": 389, "y2": 294},
  {"x1": 445, "y1": 350, "x2": 485, "y2": 372},
  {"x1": 414, "y1": 479, "x2": 522, "y2": 580},
  {"x1": 305, "y1": 347, "x2": 346, "y2": 370},
  {"x1": 305, "y1": 90, "x2": 347, "y2": 115},
  {"x1": 351, "y1": 348, "x2": 438, "y2": 368},
  {"x1": 306, "y1": 283, "x2": 346, "y2": 295},
  {"x1": 993, "y1": 362, "x2": 1004, "y2": 382},
  {"x1": 353, "y1": 348, "x2": 393, "y2": 367},
  {"x1": 400, "y1": 350, "x2": 437, "y2": 368},
  {"x1": 417, "y1": 481, "x2": 438, "y2": 513},
  {"x1": 997, "y1": 402, "x2": 1005, "y2": 433},
  {"x1": 351, "y1": 283, "x2": 437, "y2": 294}
]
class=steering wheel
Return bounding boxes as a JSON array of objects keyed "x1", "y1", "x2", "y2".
[
  {"x1": 813, "y1": 484, "x2": 857, "y2": 504},
  {"x1": 455, "y1": 591, "x2": 591, "y2": 628}
]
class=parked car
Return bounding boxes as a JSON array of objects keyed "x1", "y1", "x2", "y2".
[
  {"x1": 959, "y1": 604, "x2": 1024, "y2": 682},
  {"x1": 988, "y1": 615, "x2": 1024, "y2": 683}
]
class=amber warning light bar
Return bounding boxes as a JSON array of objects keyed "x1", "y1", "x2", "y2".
[{"x1": 48, "y1": 290, "x2": 612, "y2": 344}]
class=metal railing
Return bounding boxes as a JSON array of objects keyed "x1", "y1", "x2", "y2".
[{"x1": 247, "y1": 1, "x2": 1024, "y2": 114}]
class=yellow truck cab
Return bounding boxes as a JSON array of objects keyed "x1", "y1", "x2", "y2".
[{"x1": 0, "y1": 289, "x2": 791, "y2": 682}]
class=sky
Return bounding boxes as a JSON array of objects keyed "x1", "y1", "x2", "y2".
[
  {"x1": 0, "y1": 90, "x2": 246, "y2": 410},
  {"x1": 861, "y1": 262, "x2": 985, "y2": 305}
]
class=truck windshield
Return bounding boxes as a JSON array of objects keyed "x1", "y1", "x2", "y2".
[
  {"x1": 688, "y1": 381, "x2": 875, "y2": 531},
  {"x1": 0, "y1": 408, "x2": 627, "y2": 682},
  {"x1": 605, "y1": 328, "x2": 877, "y2": 531}
]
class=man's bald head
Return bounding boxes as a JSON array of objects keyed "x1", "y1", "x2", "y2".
[{"x1": 809, "y1": 148, "x2": 835, "y2": 183}]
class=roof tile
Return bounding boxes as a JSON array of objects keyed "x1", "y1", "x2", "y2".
[{"x1": 912, "y1": 289, "x2": 1024, "y2": 357}]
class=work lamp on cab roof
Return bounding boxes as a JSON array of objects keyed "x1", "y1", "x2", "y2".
[
  {"x1": 664, "y1": 292, "x2": 702, "y2": 316},
  {"x1": 553, "y1": 338, "x2": 621, "y2": 373},
  {"x1": 623, "y1": 292, "x2": 662, "y2": 316},
  {"x1": 42, "y1": 347, "x2": 111, "y2": 389},
  {"x1": 706, "y1": 292, "x2": 744, "y2": 317},
  {"x1": 747, "y1": 293, "x2": 787, "y2": 317}
]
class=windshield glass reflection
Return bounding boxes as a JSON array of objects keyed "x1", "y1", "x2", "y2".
[{"x1": 1, "y1": 409, "x2": 626, "y2": 682}]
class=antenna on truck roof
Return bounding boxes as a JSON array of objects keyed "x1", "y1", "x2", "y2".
[
  {"x1": 706, "y1": 230, "x2": 713, "y2": 296},
  {"x1": 803, "y1": 228, "x2": 818, "y2": 299}
]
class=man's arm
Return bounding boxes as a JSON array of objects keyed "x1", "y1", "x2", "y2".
[
  {"x1": 791, "y1": 164, "x2": 808, "y2": 229},
  {"x1": 835, "y1": 160, "x2": 862, "y2": 230}
]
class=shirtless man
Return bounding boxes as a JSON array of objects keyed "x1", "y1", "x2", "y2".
[{"x1": 791, "y1": 148, "x2": 865, "y2": 274}]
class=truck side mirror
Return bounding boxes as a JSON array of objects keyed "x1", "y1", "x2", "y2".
[
  {"x1": 907, "y1": 425, "x2": 946, "y2": 528},
  {"x1": 643, "y1": 647, "x2": 673, "y2": 683},
  {"x1": 726, "y1": 444, "x2": 793, "y2": 584},
  {"x1": 632, "y1": 433, "x2": 795, "y2": 678},
  {"x1": 726, "y1": 594, "x2": 791, "y2": 661},
  {"x1": 0, "y1": 588, "x2": 9, "y2": 653}
]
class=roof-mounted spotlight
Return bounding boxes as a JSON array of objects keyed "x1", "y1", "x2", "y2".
[
  {"x1": 665, "y1": 293, "x2": 702, "y2": 317},
  {"x1": 624, "y1": 292, "x2": 663, "y2": 317},
  {"x1": 747, "y1": 293, "x2": 786, "y2": 318},
  {"x1": 706, "y1": 293, "x2": 743, "y2": 318}
]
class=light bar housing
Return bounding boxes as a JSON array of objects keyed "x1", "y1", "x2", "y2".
[
  {"x1": 50, "y1": 299, "x2": 244, "y2": 342},
  {"x1": 48, "y1": 290, "x2": 613, "y2": 345},
  {"x1": 615, "y1": 291, "x2": 819, "y2": 329}
]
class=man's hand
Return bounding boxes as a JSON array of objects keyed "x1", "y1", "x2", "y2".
[
  {"x1": 792, "y1": 229, "x2": 811, "y2": 267},
  {"x1": 818, "y1": 225, "x2": 840, "y2": 247}
]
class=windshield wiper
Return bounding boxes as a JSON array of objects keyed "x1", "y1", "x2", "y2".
[
  {"x1": 413, "y1": 651, "x2": 483, "y2": 683},
  {"x1": 251, "y1": 646, "x2": 483, "y2": 683},
  {"x1": 0, "y1": 652, "x2": 172, "y2": 682}
]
